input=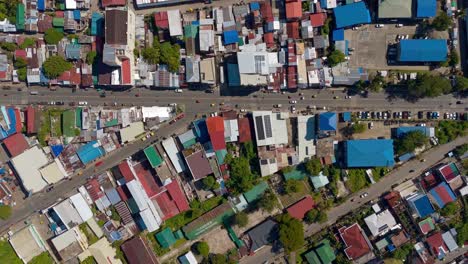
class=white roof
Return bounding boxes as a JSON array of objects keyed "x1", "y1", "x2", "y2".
[
  {"x1": 126, "y1": 180, "x2": 149, "y2": 211},
  {"x1": 459, "y1": 185, "x2": 468, "y2": 196},
  {"x1": 224, "y1": 119, "x2": 239, "y2": 142},
  {"x1": 53, "y1": 198, "x2": 85, "y2": 229},
  {"x1": 40, "y1": 160, "x2": 66, "y2": 184},
  {"x1": 9, "y1": 225, "x2": 46, "y2": 263},
  {"x1": 179, "y1": 251, "x2": 198, "y2": 264},
  {"x1": 199, "y1": 29, "x2": 214, "y2": 52},
  {"x1": 442, "y1": 231, "x2": 458, "y2": 252},
  {"x1": 364, "y1": 209, "x2": 398, "y2": 237},
  {"x1": 11, "y1": 146, "x2": 49, "y2": 193},
  {"x1": 252, "y1": 111, "x2": 289, "y2": 147},
  {"x1": 237, "y1": 51, "x2": 279, "y2": 75},
  {"x1": 168, "y1": 10, "x2": 183, "y2": 36},
  {"x1": 307, "y1": 70, "x2": 320, "y2": 85},
  {"x1": 297, "y1": 56, "x2": 307, "y2": 87},
  {"x1": 51, "y1": 228, "x2": 80, "y2": 252},
  {"x1": 120, "y1": 121, "x2": 144, "y2": 143},
  {"x1": 141, "y1": 106, "x2": 171, "y2": 122},
  {"x1": 139, "y1": 208, "x2": 160, "y2": 232},
  {"x1": 297, "y1": 115, "x2": 316, "y2": 162},
  {"x1": 162, "y1": 137, "x2": 186, "y2": 173},
  {"x1": 65, "y1": 0, "x2": 77, "y2": 9},
  {"x1": 69, "y1": 193, "x2": 93, "y2": 222}
]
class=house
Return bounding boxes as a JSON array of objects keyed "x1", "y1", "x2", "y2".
[
  {"x1": 162, "y1": 137, "x2": 186, "y2": 173},
  {"x1": 428, "y1": 182, "x2": 456, "y2": 208},
  {"x1": 333, "y1": 2, "x2": 371, "y2": 29},
  {"x1": 126, "y1": 179, "x2": 162, "y2": 232},
  {"x1": 10, "y1": 146, "x2": 49, "y2": 194},
  {"x1": 310, "y1": 172, "x2": 330, "y2": 190},
  {"x1": 65, "y1": 44, "x2": 81, "y2": 60},
  {"x1": 398, "y1": 39, "x2": 447, "y2": 62},
  {"x1": 297, "y1": 115, "x2": 316, "y2": 162},
  {"x1": 285, "y1": 0, "x2": 302, "y2": 20},
  {"x1": 437, "y1": 163, "x2": 461, "y2": 183},
  {"x1": 182, "y1": 143, "x2": 213, "y2": 181},
  {"x1": 237, "y1": 51, "x2": 281, "y2": 86},
  {"x1": 155, "y1": 228, "x2": 177, "y2": 249},
  {"x1": 179, "y1": 251, "x2": 198, "y2": 264},
  {"x1": 51, "y1": 227, "x2": 85, "y2": 262},
  {"x1": 102, "y1": 8, "x2": 135, "y2": 86},
  {"x1": 378, "y1": 0, "x2": 412, "y2": 19},
  {"x1": 320, "y1": 0, "x2": 336, "y2": 9},
  {"x1": 0, "y1": 54, "x2": 11, "y2": 81},
  {"x1": 9, "y1": 225, "x2": 47, "y2": 263},
  {"x1": 101, "y1": 0, "x2": 126, "y2": 7},
  {"x1": 417, "y1": 0, "x2": 436, "y2": 18},
  {"x1": 237, "y1": 117, "x2": 252, "y2": 143},
  {"x1": 363, "y1": 209, "x2": 398, "y2": 237},
  {"x1": 304, "y1": 239, "x2": 336, "y2": 264},
  {"x1": 407, "y1": 193, "x2": 435, "y2": 218},
  {"x1": 286, "y1": 196, "x2": 315, "y2": 220},
  {"x1": 182, "y1": 203, "x2": 234, "y2": 240},
  {"x1": 121, "y1": 236, "x2": 158, "y2": 264},
  {"x1": 153, "y1": 11, "x2": 169, "y2": 29},
  {"x1": 441, "y1": 229, "x2": 458, "y2": 252},
  {"x1": 426, "y1": 232, "x2": 448, "y2": 260},
  {"x1": 418, "y1": 217, "x2": 435, "y2": 235},
  {"x1": 185, "y1": 56, "x2": 200, "y2": 83},
  {"x1": 252, "y1": 111, "x2": 289, "y2": 147},
  {"x1": 338, "y1": 223, "x2": 373, "y2": 261},
  {"x1": 78, "y1": 237, "x2": 122, "y2": 264},
  {"x1": 200, "y1": 58, "x2": 216, "y2": 85},
  {"x1": 2, "y1": 133, "x2": 29, "y2": 157},
  {"x1": 310, "y1": 13, "x2": 327, "y2": 27},
  {"x1": 318, "y1": 112, "x2": 337, "y2": 133},
  {"x1": 168, "y1": 10, "x2": 183, "y2": 37},
  {"x1": 206, "y1": 116, "x2": 226, "y2": 151},
  {"x1": 246, "y1": 219, "x2": 278, "y2": 253},
  {"x1": 344, "y1": 139, "x2": 395, "y2": 168}
]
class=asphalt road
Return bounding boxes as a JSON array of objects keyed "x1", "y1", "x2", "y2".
[
  {"x1": 0, "y1": 116, "x2": 193, "y2": 233},
  {"x1": 1, "y1": 86, "x2": 466, "y2": 114},
  {"x1": 240, "y1": 136, "x2": 468, "y2": 264}
]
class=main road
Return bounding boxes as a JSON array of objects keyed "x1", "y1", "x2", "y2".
[{"x1": 240, "y1": 135, "x2": 468, "y2": 264}]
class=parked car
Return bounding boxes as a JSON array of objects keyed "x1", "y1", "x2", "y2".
[
  {"x1": 396, "y1": 24, "x2": 403, "y2": 27},
  {"x1": 289, "y1": 100, "x2": 297, "y2": 104},
  {"x1": 375, "y1": 24, "x2": 384, "y2": 28}
]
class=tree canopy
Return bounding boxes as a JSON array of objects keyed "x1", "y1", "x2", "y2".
[
  {"x1": 351, "y1": 123, "x2": 367, "y2": 134},
  {"x1": 284, "y1": 180, "x2": 303, "y2": 194},
  {"x1": 258, "y1": 189, "x2": 278, "y2": 212},
  {"x1": 0, "y1": 42, "x2": 16, "y2": 52},
  {"x1": 44, "y1": 28, "x2": 64, "y2": 45},
  {"x1": 305, "y1": 158, "x2": 322, "y2": 175},
  {"x1": 234, "y1": 212, "x2": 248, "y2": 227},
  {"x1": 202, "y1": 176, "x2": 219, "y2": 190},
  {"x1": 327, "y1": 50, "x2": 346, "y2": 67},
  {"x1": 14, "y1": 58, "x2": 27, "y2": 69},
  {"x1": 86, "y1": 51, "x2": 97, "y2": 65},
  {"x1": 369, "y1": 74, "x2": 385, "y2": 92},
  {"x1": 394, "y1": 131, "x2": 428, "y2": 155},
  {"x1": 195, "y1": 241, "x2": 210, "y2": 257},
  {"x1": 407, "y1": 74, "x2": 452, "y2": 99},
  {"x1": 225, "y1": 156, "x2": 256, "y2": 195},
  {"x1": 392, "y1": 243, "x2": 413, "y2": 261},
  {"x1": 42, "y1": 56, "x2": 72, "y2": 79},
  {"x1": 0, "y1": 205, "x2": 11, "y2": 220},
  {"x1": 440, "y1": 202, "x2": 459, "y2": 216},
  {"x1": 160, "y1": 42, "x2": 181, "y2": 72},
  {"x1": 454, "y1": 76, "x2": 468, "y2": 93},
  {"x1": 19, "y1": 38, "x2": 35, "y2": 49},
  {"x1": 432, "y1": 12, "x2": 452, "y2": 31},
  {"x1": 448, "y1": 49, "x2": 459, "y2": 67},
  {"x1": 305, "y1": 208, "x2": 328, "y2": 224},
  {"x1": 277, "y1": 214, "x2": 305, "y2": 253}
]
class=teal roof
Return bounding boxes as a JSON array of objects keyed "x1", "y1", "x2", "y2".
[
  {"x1": 243, "y1": 181, "x2": 268, "y2": 203},
  {"x1": 304, "y1": 250, "x2": 321, "y2": 264},
  {"x1": 155, "y1": 228, "x2": 177, "y2": 249},
  {"x1": 65, "y1": 44, "x2": 81, "y2": 60},
  {"x1": 284, "y1": 164, "x2": 309, "y2": 181},
  {"x1": 310, "y1": 173, "x2": 330, "y2": 189},
  {"x1": 345, "y1": 139, "x2": 395, "y2": 167},
  {"x1": 315, "y1": 240, "x2": 336, "y2": 264},
  {"x1": 215, "y1": 149, "x2": 227, "y2": 165},
  {"x1": 144, "y1": 146, "x2": 163, "y2": 168},
  {"x1": 184, "y1": 24, "x2": 198, "y2": 38}
]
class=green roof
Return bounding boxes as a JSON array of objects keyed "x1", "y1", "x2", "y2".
[
  {"x1": 310, "y1": 173, "x2": 330, "y2": 189},
  {"x1": 184, "y1": 24, "x2": 199, "y2": 38},
  {"x1": 104, "y1": 119, "x2": 118, "y2": 127},
  {"x1": 243, "y1": 181, "x2": 268, "y2": 203},
  {"x1": 284, "y1": 164, "x2": 309, "y2": 181},
  {"x1": 144, "y1": 146, "x2": 163, "y2": 168},
  {"x1": 75, "y1": 108, "x2": 82, "y2": 128},
  {"x1": 315, "y1": 240, "x2": 336, "y2": 264},
  {"x1": 155, "y1": 228, "x2": 177, "y2": 249},
  {"x1": 304, "y1": 250, "x2": 321, "y2": 264},
  {"x1": 62, "y1": 110, "x2": 76, "y2": 137},
  {"x1": 375, "y1": 238, "x2": 389, "y2": 250},
  {"x1": 173, "y1": 229, "x2": 184, "y2": 240},
  {"x1": 53, "y1": 18, "x2": 65, "y2": 27},
  {"x1": 127, "y1": 198, "x2": 139, "y2": 214},
  {"x1": 182, "y1": 203, "x2": 234, "y2": 240},
  {"x1": 16, "y1": 4, "x2": 25, "y2": 30},
  {"x1": 215, "y1": 149, "x2": 227, "y2": 165}
]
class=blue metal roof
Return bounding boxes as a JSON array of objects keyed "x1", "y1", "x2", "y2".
[
  {"x1": 77, "y1": 141, "x2": 105, "y2": 164},
  {"x1": 250, "y1": 2, "x2": 260, "y2": 11},
  {"x1": 394, "y1": 126, "x2": 432, "y2": 138},
  {"x1": 91, "y1": 12, "x2": 104, "y2": 36},
  {"x1": 342, "y1": 112, "x2": 351, "y2": 122},
  {"x1": 417, "y1": 0, "x2": 436, "y2": 17},
  {"x1": 333, "y1": 2, "x2": 371, "y2": 28},
  {"x1": 398, "y1": 152, "x2": 415, "y2": 162},
  {"x1": 408, "y1": 194, "x2": 434, "y2": 218},
  {"x1": 398, "y1": 39, "x2": 447, "y2": 62},
  {"x1": 37, "y1": 0, "x2": 45, "y2": 11},
  {"x1": 332, "y1": 29, "x2": 345, "y2": 41},
  {"x1": 51, "y1": 144, "x2": 64, "y2": 157},
  {"x1": 73, "y1": 10, "x2": 81, "y2": 20},
  {"x1": 345, "y1": 139, "x2": 395, "y2": 167},
  {"x1": 227, "y1": 63, "x2": 241, "y2": 87},
  {"x1": 319, "y1": 112, "x2": 337, "y2": 131},
  {"x1": 223, "y1": 30, "x2": 239, "y2": 45},
  {"x1": 193, "y1": 119, "x2": 210, "y2": 144}
]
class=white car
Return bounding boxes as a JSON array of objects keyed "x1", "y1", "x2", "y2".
[
  {"x1": 375, "y1": 24, "x2": 384, "y2": 28},
  {"x1": 240, "y1": 109, "x2": 247, "y2": 113},
  {"x1": 78, "y1": 101, "x2": 88, "y2": 106},
  {"x1": 174, "y1": 89, "x2": 183, "y2": 93},
  {"x1": 290, "y1": 106, "x2": 296, "y2": 113},
  {"x1": 396, "y1": 24, "x2": 403, "y2": 27},
  {"x1": 289, "y1": 100, "x2": 297, "y2": 104}
]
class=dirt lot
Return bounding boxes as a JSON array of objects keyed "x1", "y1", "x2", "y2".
[
  {"x1": 203, "y1": 226, "x2": 235, "y2": 254},
  {"x1": 345, "y1": 24, "x2": 432, "y2": 70}
]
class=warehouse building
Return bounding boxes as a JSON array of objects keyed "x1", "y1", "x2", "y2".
[{"x1": 398, "y1": 39, "x2": 447, "y2": 62}]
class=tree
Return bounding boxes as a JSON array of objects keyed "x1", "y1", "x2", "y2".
[
  {"x1": 202, "y1": 176, "x2": 219, "y2": 190},
  {"x1": 195, "y1": 241, "x2": 210, "y2": 257},
  {"x1": 234, "y1": 212, "x2": 248, "y2": 227},
  {"x1": 284, "y1": 180, "x2": 303, "y2": 194},
  {"x1": 394, "y1": 131, "x2": 429, "y2": 155},
  {"x1": 454, "y1": 144, "x2": 468, "y2": 157},
  {"x1": 457, "y1": 222, "x2": 468, "y2": 246},
  {"x1": 142, "y1": 47, "x2": 160, "y2": 65},
  {"x1": 42, "y1": 55, "x2": 72, "y2": 79},
  {"x1": 19, "y1": 38, "x2": 35, "y2": 49},
  {"x1": 210, "y1": 254, "x2": 229, "y2": 264},
  {"x1": 240, "y1": 141, "x2": 256, "y2": 162},
  {"x1": 351, "y1": 123, "x2": 366, "y2": 134},
  {"x1": 369, "y1": 74, "x2": 385, "y2": 92},
  {"x1": 454, "y1": 76, "x2": 468, "y2": 93},
  {"x1": 305, "y1": 208, "x2": 328, "y2": 224},
  {"x1": 448, "y1": 49, "x2": 459, "y2": 67},
  {"x1": 407, "y1": 74, "x2": 452, "y2": 99},
  {"x1": 44, "y1": 28, "x2": 64, "y2": 45},
  {"x1": 277, "y1": 214, "x2": 305, "y2": 253},
  {"x1": 0, "y1": 205, "x2": 11, "y2": 220},
  {"x1": 321, "y1": 18, "x2": 331, "y2": 35},
  {"x1": 392, "y1": 243, "x2": 413, "y2": 260},
  {"x1": 305, "y1": 158, "x2": 322, "y2": 175},
  {"x1": 432, "y1": 12, "x2": 452, "y2": 31},
  {"x1": 17, "y1": 67, "x2": 26, "y2": 81},
  {"x1": 327, "y1": 49, "x2": 346, "y2": 67},
  {"x1": 14, "y1": 58, "x2": 27, "y2": 69},
  {"x1": 225, "y1": 156, "x2": 256, "y2": 195},
  {"x1": 160, "y1": 42, "x2": 180, "y2": 72},
  {"x1": 258, "y1": 189, "x2": 278, "y2": 213},
  {"x1": 0, "y1": 42, "x2": 16, "y2": 52},
  {"x1": 86, "y1": 51, "x2": 97, "y2": 65},
  {"x1": 440, "y1": 202, "x2": 459, "y2": 216}
]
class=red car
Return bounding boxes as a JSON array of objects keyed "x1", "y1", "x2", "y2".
[{"x1": 95, "y1": 161, "x2": 104, "y2": 167}]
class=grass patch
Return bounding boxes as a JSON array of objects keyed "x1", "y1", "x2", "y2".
[
  {"x1": 79, "y1": 223, "x2": 99, "y2": 245},
  {"x1": 371, "y1": 167, "x2": 389, "y2": 182},
  {"x1": 28, "y1": 252, "x2": 54, "y2": 264},
  {"x1": 436, "y1": 121, "x2": 468, "y2": 144},
  {"x1": 345, "y1": 169, "x2": 369, "y2": 193},
  {"x1": 38, "y1": 108, "x2": 65, "y2": 146},
  {"x1": 0, "y1": 241, "x2": 22, "y2": 264},
  {"x1": 278, "y1": 179, "x2": 311, "y2": 208}
]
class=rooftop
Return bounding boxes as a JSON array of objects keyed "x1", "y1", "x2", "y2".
[
  {"x1": 333, "y1": 2, "x2": 370, "y2": 28},
  {"x1": 345, "y1": 139, "x2": 395, "y2": 168},
  {"x1": 398, "y1": 39, "x2": 447, "y2": 62},
  {"x1": 286, "y1": 196, "x2": 315, "y2": 220},
  {"x1": 339, "y1": 223, "x2": 371, "y2": 260}
]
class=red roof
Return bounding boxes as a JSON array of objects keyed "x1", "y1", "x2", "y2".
[
  {"x1": 14, "y1": 109, "x2": 22, "y2": 135},
  {"x1": 165, "y1": 180, "x2": 189, "y2": 212},
  {"x1": 426, "y1": 232, "x2": 448, "y2": 257},
  {"x1": 119, "y1": 160, "x2": 135, "y2": 182},
  {"x1": 285, "y1": 0, "x2": 302, "y2": 20},
  {"x1": 14, "y1": 50, "x2": 27, "y2": 61},
  {"x1": 421, "y1": 173, "x2": 438, "y2": 191},
  {"x1": 339, "y1": 223, "x2": 371, "y2": 260},
  {"x1": 383, "y1": 191, "x2": 401, "y2": 208},
  {"x1": 238, "y1": 117, "x2": 252, "y2": 143},
  {"x1": 58, "y1": 67, "x2": 81, "y2": 85},
  {"x1": 101, "y1": 0, "x2": 126, "y2": 7},
  {"x1": 153, "y1": 180, "x2": 189, "y2": 220},
  {"x1": 26, "y1": 106, "x2": 36, "y2": 134},
  {"x1": 287, "y1": 21, "x2": 300, "y2": 39},
  {"x1": 154, "y1": 12, "x2": 169, "y2": 29},
  {"x1": 134, "y1": 163, "x2": 162, "y2": 198},
  {"x1": 55, "y1": 11, "x2": 64, "y2": 18},
  {"x1": 432, "y1": 183, "x2": 455, "y2": 205},
  {"x1": 155, "y1": 191, "x2": 179, "y2": 220},
  {"x1": 260, "y1": 2, "x2": 273, "y2": 22},
  {"x1": 85, "y1": 179, "x2": 104, "y2": 201},
  {"x1": 206, "y1": 116, "x2": 226, "y2": 151},
  {"x1": 116, "y1": 185, "x2": 129, "y2": 202},
  {"x1": 310, "y1": 13, "x2": 327, "y2": 27},
  {"x1": 287, "y1": 66, "x2": 297, "y2": 89},
  {"x1": 264, "y1": 33, "x2": 275, "y2": 48},
  {"x1": 3, "y1": 133, "x2": 29, "y2": 157},
  {"x1": 287, "y1": 196, "x2": 315, "y2": 220},
  {"x1": 438, "y1": 163, "x2": 459, "y2": 182},
  {"x1": 121, "y1": 59, "x2": 131, "y2": 85},
  {"x1": 0, "y1": 71, "x2": 6, "y2": 80}
]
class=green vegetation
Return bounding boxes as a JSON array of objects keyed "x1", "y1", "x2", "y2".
[
  {"x1": 371, "y1": 167, "x2": 388, "y2": 182},
  {"x1": 210, "y1": 253, "x2": 236, "y2": 264},
  {"x1": 225, "y1": 155, "x2": 256, "y2": 195},
  {"x1": 110, "y1": 207, "x2": 121, "y2": 222},
  {"x1": 392, "y1": 243, "x2": 414, "y2": 261},
  {"x1": 17, "y1": 67, "x2": 26, "y2": 81},
  {"x1": 44, "y1": 28, "x2": 64, "y2": 45},
  {"x1": 454, "y1": 144, "x2": 468, "y2": 157},
  {"x1": 441, "y1": 202, "x2": 459, "y2": 217},
  {"x1": 406, "y1": 74, "x2": 452, "y2": 99},
  {"x1": 302, "y1": 1, "x2": 309, "y2": 12},
  {"x1": 202, "y1": 175, "x2": 219, "y2": 190},
  {"x1": 448, "y1": 49, "x2": 459, "y2": 67},
  {"x1": 436, "y1": 121, "x2": 467, "y2": 144},
  {"x1": 86, "y1": 51, "x2": 97, "y2": 65},
  {"x1": 284, "y1": 179, "x2": 303, "y2": 194},
  {"x1": 14, "y1": 58, "x2": 27, "y2": 82},
  {"x1": 277, "y1": 213, "x2": 304, "y2": 253},
  {"x1": 80, "y1": 256, "x2": 97, "y2": 264},
  {"x1": 305, "y1": 208, "x2": 328, "y2": 224},
  {"x1": 28, "y1": 252, "x2": 54, "y2": 264},
  {"x1": 111, "y1": 240, "x2": 128, "y2": 263},
  {"x1": 1, "y1": 42, "x2": 16, "y2": 52},
  {"x1": 142, "y1": 37, "x2": 181, "y2": 72},
  {"x1": 368, "y1": 74, "x2": 385, "y2": 92},
  {"x1": 327, "y1": 49, "x2": 346, "y2": 67},
  {"x1": 19, "y1": 38, "x2": 35, "y2": 49},
  {"x1": 0, "y1": 0, "x2": 20, "y2": 23},
  {"x1": 79, "y1": 223, "x2": 99, "y2": 245},
  {"x1": 38, "y1": 108, "x2": 65, "y2": 146},
  {"x1": 321, "y1": 18, "x2": 331, "y2": 35},
  {"x1": 258, "y1": 189, "x2": 278, "y2": 213},
  {"x1": 345, "y1": 169, "x2": 368, "y2": 193},
  {"x1": 234, "y1": 212, "x2": 248, "y2": 227},
  {"x1": 0, "y1": 241, "x2": 21, "y2": 264},
  {"x1": 0, "y1": 205, "x2": 12, "y2": 220},
  {"x1": 454, "y1": 76, "x2": 468, "y2": 93},
  {"x1": 195, "y1": 241, "x2": 210, "y2": 257},
  {"x1": 305, "y1": 157, "x2": 322, "y2": 175},
  {"x1": 350, "y1": 123, "x2": 366, "y2": 134},
  {"x1": 431, "y1": 12, "x2": 452, "y2": 31},
  {"x1": 394, "y1": 131, "x2": 428, "y2": 155},
  {"x1": 142, "y1": 46, "x2": 160, "y2": 65},
  {"x1": 43, "y1": 55, "x2": 72, "y2": 79}
]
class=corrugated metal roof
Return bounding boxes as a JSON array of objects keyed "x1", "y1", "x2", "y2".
[
  {"x1": 144, "y1": 146, "x2": 163, "y2": 168},
  {"x1": 287, "y1": 196, "x2": 315, "y2": 220},
  {"x1": 243, "y1": 181, "x2": 268, "y2": 203},
  {"x1": 398, "y1": 39, "x2": 447, "y2": 62},
  {"x1": 333, "y1": 2, "x2": 370, "y2": 28},
  {"x1": 417, "y1": 0, "x2": 436, "y2": 17},
  {"x1": 345, "y1": 139, "x2": 394, "y2": 167}
]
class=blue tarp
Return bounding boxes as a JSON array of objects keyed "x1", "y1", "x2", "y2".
[
  {"x1": 193, "y1": 119, "x2": 210, "y2": 144},
  {"x1": 398, "y1": 39, "x2": 447, "y2": 62},
  {"x1": 342, "y1": 112, "x2": 351, "y2": 122},
  {"x1": 250, "y1": 2, "x2": 260, "y2": 11},
  {"x1": 417, "y1": 0, "x2": 436, "y2": 17},
  {"x1": 37, "y1": 0, "x2": 45, "y2": 11},
  {"x1": 319, "y1": 112, "x2": 337, "y2": 131},
  {"x1": 332, "y1": 29, "x2": 345, "y2": 41},
  {"x1": 227, "y1": 63, "x2": 241, "y2": 87},
  {"x1": 0, "y1": 168, "x2": 5, "y2": 174},
  {"x1": 223, "y1": 30, "x2": 239, "y2": 45},
  {"x1": 76, "y1": 141, "x2": 105, "y2": 164},
  {"x1": 73, "y1": 10, "x2": 80, "y2": 20},
  {"x1": 345, "y1": 139, "x2": 395, "y2": 167},
  {"x1": 51, "y1": 145, "x2": 64, "y2": 157},
  {"x1": 333, "y1": 2, "x2": 371, "y2": 28}
]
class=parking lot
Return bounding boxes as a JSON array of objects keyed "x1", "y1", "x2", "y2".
[{"x1": 345, "y1": 24, "x2": 431, "y2": 70}]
